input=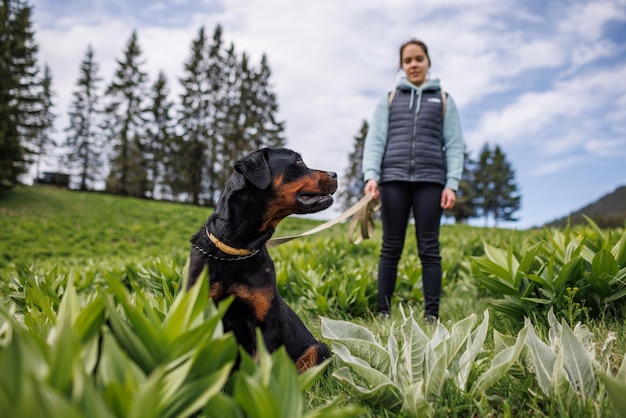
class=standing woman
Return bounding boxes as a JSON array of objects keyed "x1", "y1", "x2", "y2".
[{"x1": 362, "y1": 39, "x2": 464, "y2": 321}]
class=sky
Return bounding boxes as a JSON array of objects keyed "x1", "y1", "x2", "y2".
[{"x1": 32, "y1": 0, "x2": 626, "y2": 229}]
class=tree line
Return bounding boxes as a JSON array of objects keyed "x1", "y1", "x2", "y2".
[
  {"x1": 338, "y1": 120, "x2": 522, "y2": 227},
  {"x1": 1, "y1": 0, "x2": 284, "y2": 206}
]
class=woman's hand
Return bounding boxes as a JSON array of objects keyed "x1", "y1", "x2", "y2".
[
  {"x1": 440, "y1": 188, "x2": 456, "y2": 210},
  {"x1": 364, "y1": 179, "x2": 380, "y2": 199}
]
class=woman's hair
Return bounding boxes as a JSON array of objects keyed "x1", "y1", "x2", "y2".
[{"x1": 399, "y1": 39, "x2": 431, "y2": 69}]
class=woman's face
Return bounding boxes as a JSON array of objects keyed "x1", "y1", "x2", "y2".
[{"x1": 401, "y1": 43, "x2": 430, "y2": 86}]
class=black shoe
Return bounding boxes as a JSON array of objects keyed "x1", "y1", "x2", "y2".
[
  {"x1": 424, "y1": 314, "x2": 438, "y2": 325},
  {"x1": 378, "y1": 309, "x2": 390, "y2": 319}
]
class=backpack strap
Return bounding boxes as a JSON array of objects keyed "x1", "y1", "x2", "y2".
[
  {"x1": 441, "y1": 90, "x2": 447, "y2": 121},
  {"x1": 388, "y1": 88, "x2": 447, "y2": 121},
  {"x1": 388, "y1": 89, "x2": 397, "y2": 106}
]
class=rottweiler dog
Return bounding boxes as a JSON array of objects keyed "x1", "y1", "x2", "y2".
[{"x1": 187, "y1": 148, "x2": 337, "y2": 372}]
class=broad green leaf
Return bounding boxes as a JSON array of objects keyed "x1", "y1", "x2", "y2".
[
  {"x1": 321, "y1": 317, "x2": 390, "y2": 373},
  {"x1": 29, "y1": 380, "x2": 84, "y2": 418},
  {"x1": 425, "y1": 350, "x2": 448, "y2": 401},
  {"x1": 554, "y1": 257, "x2": 583, "y2": 289},
  {"x1": 304, "y1": 396, "x2": 365, "y2": 418},
  {"x1": 104, "y1": 295, "x2": 157, "y2": 374},
  {"x1": 524, "y1": 320, "x2": 557, "y2": 395},
  {"x1": 74, "y1": 298, "x2": 105, "y2": 343},
  {"x1": 488, "y1": 298, "x2": 526, "y2": 317},
  {"x1": 483, "y1": 243, "x2": 513, "y2": 282},
  {"x1": 456, "y1": 310, "x2": 489, "y2": 391},
  {"x1": 400, "y1": 314, "x2": 428, "y2": 384},
  {"x1": 233, "y1": 375, "x2": 280, "y2": 418},
  {"x1": 55, "y1": 279, "x2": 80, "y2": 327},
  {"x1": 520, "y1": 297, "x2": 552, "y2": 305},
  {"x1": 321, "y1": 317, "x2": 379, "y2": 343},
  {"x1": 105, "y1": 281, "x2": 166, "y2": 363},
  {"x1": 593, "y1": 249, "x2": 619, "y2": 277},
  {"x1": 598, "y1": 375, "x2": 626, "y2": 418},
  {"x1": 162, "y1": 363, "x2": 233, "y2": 418},
  {"x1": 204, "y1": 393, "x2": 245, "y2": 418},
  {"x1": 96, "y1": 331, "x2": 144, "y2": 387},
  {"x1": 472, "y1": 271, "x2": 519, "y2": 296},
  {"x1": 47, "y1": 317, "x2": 79, "y2": 396},
  {"x1": 561, "y1": 320, "x2": 596, "y2": 398},
  {"x1": 387, "y1": 324, "x2": 400, "y2": 383},
  {"x1": 401, "y1": 381, "x2": 433, "y2": 418},
  {"x1": 470, "y1": 324, "x2": 529, "y2": 396},
  {"x1": 188, "y1": 335, "x2": 237, "y2": 379},
  {"x1": 332, "y1": 367, "x2": 403, "y2": 411},
  {"x1": 551, "y1": 349, "x2": 572, "y2": 403},
  {"x1": 515, "y1": 242, "x2": 542, "y2": 282},
  {"x1": 128, "y1": 367, "x2": 164, "y2": 418},
  {"x1": 446, "y1": 313, "x2": 476, "y2": 366},
  {"x1": 612, "y1": 230, "x2": 626, "y2": 268},
  {"x1": 253, "y1": 329, "x2": 273, "y2": 387},
  {"x1": 332, "y1": 343, "x2": 394, "y2": 387},
  {"x1": 268, "y1": 348, "x2": 303, "y2": 418},
  {"x1": 162, "y1": 272, "x2": 209, "y2": 339},
  {"x1": 526, "y1": 273, "x2": 551, "y2": 290}
]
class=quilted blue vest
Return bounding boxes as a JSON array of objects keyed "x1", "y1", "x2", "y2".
[{"x1": 380, "y1": 87, "x2": 446, "y2": 185}]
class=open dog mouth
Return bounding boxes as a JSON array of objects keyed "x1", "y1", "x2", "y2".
[{"x1": 297, "y1": 192, "x2": 334, "y2": 211}]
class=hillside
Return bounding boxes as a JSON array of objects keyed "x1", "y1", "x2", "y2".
[
  {"x1": 0, "y1": 185, "x2": 339, "y2": 269},
  {"x1": 544, "y1": 185, "x2": 626, "y2": 228}
]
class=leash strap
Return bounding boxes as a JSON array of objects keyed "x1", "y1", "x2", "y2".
[
  {"x1": 266, "y1": 193, "x2": 379, "y2": 247},
  {"x1": 347, "y1": 194, "x2": 381, "y2": 244}
]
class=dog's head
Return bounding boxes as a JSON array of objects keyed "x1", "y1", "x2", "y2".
[{"x1": 227, "y1": 148, "x2": 337, "y2": 229}]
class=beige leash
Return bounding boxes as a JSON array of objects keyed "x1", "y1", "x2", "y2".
[{"x1": 266, "y1": 193, "x2": 380, "y2": 247}]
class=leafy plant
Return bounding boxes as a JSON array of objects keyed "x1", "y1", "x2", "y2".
[
  {"x1": 205, "y1": 329, "x2": 364, "y2": 418},
  {"x1": 321, "y1": 308, "x2": 491, "y2": 417},
  {"x1": 471, "y1": 219, "x2": 626, "y2": 321}
]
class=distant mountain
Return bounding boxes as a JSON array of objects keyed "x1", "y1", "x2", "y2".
[{"x1": 544, "y1": 185, "x2": 626, "y2": 228}]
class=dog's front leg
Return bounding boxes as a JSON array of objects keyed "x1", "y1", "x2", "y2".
[
  {"x1": 186, "y1": 249, "x2": 207, "y2": 289},
  {"x1": 276, "y1": 297, "x2": 331, "y2": 372}
]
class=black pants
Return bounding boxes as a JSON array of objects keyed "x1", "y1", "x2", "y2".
[{"x1": 377, "y1": 181, "x2": 443, "y2": 317}]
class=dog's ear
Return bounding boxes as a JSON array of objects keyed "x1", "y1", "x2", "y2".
[{"x1": 234, "y1": 149, "x2": 272, "y2": 190}]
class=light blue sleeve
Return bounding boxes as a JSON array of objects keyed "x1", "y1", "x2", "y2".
[
  {"x1": 362, "y1": 95, "x2": 390, "y2": 182},
  {"x1": 442, "y1": 95, "x2": 464, "y2": 191}
]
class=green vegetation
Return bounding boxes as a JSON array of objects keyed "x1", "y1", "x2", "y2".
[{"x1": 1, "y1": 186, "x2": 625, "y2": 417}]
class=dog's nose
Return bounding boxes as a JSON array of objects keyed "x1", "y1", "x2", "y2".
[{"x1": 327, "y1": 171, "x2": 337, "y2": 179}]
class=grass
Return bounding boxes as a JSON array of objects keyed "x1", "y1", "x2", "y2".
[
  {"x1": 1, "y1": 185, "x2": 625, "y2": 417},
  {"x1": 0, "y1": 185, "x2": 333, "y2": 270}
]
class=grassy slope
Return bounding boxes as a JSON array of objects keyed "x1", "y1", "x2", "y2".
[{"x1": 0, "y1": 185, "x2": 335, "y2": 269}]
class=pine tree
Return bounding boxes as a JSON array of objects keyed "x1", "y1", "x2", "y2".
[
  {"x1": 64, "y1": 45, "x2": 104, "y2": 191},
  {"x1": 0, "y1": 0, "x2": 39, "y2": 187},
  {"x1": 31, "y1": 64, "x2": 55, "y2": 180},
  {"x1": 178, "y1": 26, "x2": 213, "y2": 205},
  {"x1": 216, "y1": 44, "x2": 245, "y2": 193},
  {"x1": 491, "y1": 145, "x2": 521, "y2": 225},
  {"x1": 472, "y1": 143, "x2": 521, "y2": 226},
  {"x1": 104, "y1": 30, "x2": 150, "y2": 197},
  {"x1": 251, "y1": 54, "x2": 285, "y2": 149},
  {"x1": 205, "y1": 27, "x2": 233, "y2": 205},
  {"x1": 145, "y1": 71, "x2": 175, "y2": 199},
  {"x1": 338, "y1": 120, "x2": 368, "y2": 211}
]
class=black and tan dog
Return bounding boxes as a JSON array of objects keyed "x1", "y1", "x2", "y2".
[{"x1": 187, "y1": 148, "x2": 337, "y2": 372}]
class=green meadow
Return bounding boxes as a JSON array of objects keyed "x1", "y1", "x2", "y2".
[{"x1": 1, "y1": 185, "x2": 625, "y2": 417}]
